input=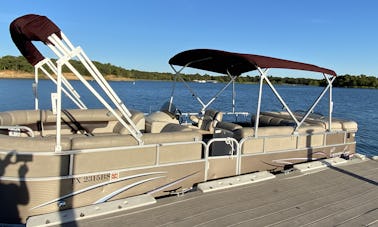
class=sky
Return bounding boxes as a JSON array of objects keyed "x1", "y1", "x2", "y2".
[{"x1": 0, "y1": 0, "x2": 377, "y2": 78}]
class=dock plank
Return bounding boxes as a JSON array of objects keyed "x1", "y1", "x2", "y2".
[
  {"x1": 304, "y1": 200, "x2": 378, "y2": 227},
  {"x1": 64, "y1": 159, "x2": 378, "y2": 227}
]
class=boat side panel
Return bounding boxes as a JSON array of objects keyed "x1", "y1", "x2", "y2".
[
  {"x1": 0, "y1": 153, "x2": 69, "y2": 178},
  {"x1": 0, "y1": 162, "x2": 205, "y2": 224},
  {"x1": 239, "y1": 143, "x2": 356, "y2": 174},
  {"x1": 240, "y1": 148, "x2": 327, "y2": 173},
  {"x1": 72, "y1": 147, "x2": 157, "y2": 174},
  {"x1": 207, "y1": 158, "x2": 237, "y2": 180},
  {"x1": 326, "y1": 132, "x2": 346, "y2": 145}
]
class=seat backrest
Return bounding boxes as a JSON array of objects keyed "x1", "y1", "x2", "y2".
[{"x1": 198, "y1": 109, "x2": 223, "y2": 133}]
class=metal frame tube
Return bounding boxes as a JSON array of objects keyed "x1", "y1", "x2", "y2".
[
  {"x1": 33, "y1": 63, "x2": 39, "y2": 110},
  {"x1": 46, "y1": 33, "x2": 143, "y2": 145},
  {"x1": 55, "y1": 62, "x2": 62, "y2": 152},
  {"x1": 257, "y1": 67, "x2": 300, "y2": 126},
  {"x1": 170, "y1": 64, "x2": 237, "y2": 113},
  {"x1": 254, "y1": 72, "x2": 264, "y2": 138},
  {"x1": 35, "y1": 59, "x2": 87, "y2": 109},
  {"x1": 325, "y1": 74, "x2": 336, "y2": 131},
  {"x1": 295, "y1": 78, "x2": 332, "y2": 131}
]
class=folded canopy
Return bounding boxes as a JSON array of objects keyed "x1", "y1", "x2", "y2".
[
  {"x1": 169, "y1": 49, "x2": 336, "y2": 77},
  {"x1": 10, "y1": 14, "x2": 62, "y2": 66}
]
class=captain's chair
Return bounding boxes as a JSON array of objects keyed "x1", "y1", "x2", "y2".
[{"x1": 191, "y1": 109, "x2": 223, "y2": 133}]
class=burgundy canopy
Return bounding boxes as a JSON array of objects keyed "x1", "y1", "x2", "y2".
[
  {"x1": 169, "y1": 49, "x2": 336, "y2": 77},
  {"x1": 10, "y1": 14, "x2": 62, "y2": 66}
]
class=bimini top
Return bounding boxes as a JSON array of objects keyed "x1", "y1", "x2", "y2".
[
  {"x1": 10, "y1": 14, "x2": 62, "y2": 66},
  {"x1": 169, "y1": 49, "x2": 336, "y2": 77}
]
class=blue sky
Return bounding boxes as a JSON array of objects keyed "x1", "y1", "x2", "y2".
[{"x1": 0, "y1": 0, "x2": 377, "y2": 77}]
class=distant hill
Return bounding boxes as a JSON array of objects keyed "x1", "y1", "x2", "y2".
[{"x1": 0, "y1": 55, "x2": 377, "y2": 88}]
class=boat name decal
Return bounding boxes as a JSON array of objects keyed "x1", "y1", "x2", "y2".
[{"x1": 72, "y1": 172, "x2": 120, "y2": 184}]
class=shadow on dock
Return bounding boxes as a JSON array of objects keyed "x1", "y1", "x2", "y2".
[{"x1": 326, "y1": 159, "x2": 378, "y2": 186}]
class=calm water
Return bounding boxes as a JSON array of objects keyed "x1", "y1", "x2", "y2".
[{"x1": 0, "y1": 79, "x2": 377, "y2": 156}]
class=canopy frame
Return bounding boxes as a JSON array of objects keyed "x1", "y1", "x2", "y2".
[
  {"x1": 10, "y1": 14, "x2": 143, "y2": 151},
  {"x1": 170, "y1": 63, "x2": 238, "y2": 114},
  {"x1": 169, "y1": 49, "x2": 337, "y2": 136}
]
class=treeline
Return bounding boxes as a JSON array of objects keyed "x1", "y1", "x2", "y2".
[
  {"x1": 1, "y1": 55, "x2": 377, "y2": 88},
  {"x1": 331, "y1": 74, "x2": 378, "y2": 88}
]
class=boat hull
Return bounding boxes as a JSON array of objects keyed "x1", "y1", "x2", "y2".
[{"x1": 0, "y1": 161, "x2": 205, "y2": 224}]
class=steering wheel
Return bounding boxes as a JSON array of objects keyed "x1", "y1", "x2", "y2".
[{"x1": 174, "y1": 108, "x2": 184, "y2": 124}]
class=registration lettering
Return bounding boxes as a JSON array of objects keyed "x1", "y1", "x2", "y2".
[{"x1": 73, "y1": 173, "x2": 111, "y2": 184}]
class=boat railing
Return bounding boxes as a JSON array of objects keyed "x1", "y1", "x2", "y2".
[
  {"x1": 205, "y1": 137, "x2": 240, "y2": 181},
  {"x1": 0, "y1": 126, "x2": 34, "y2": 137},
  {"x1": 1, "y1": 128, "x2": 355, "y2": 182}
]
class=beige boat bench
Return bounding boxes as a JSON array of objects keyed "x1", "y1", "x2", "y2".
[
  {"x1": 0, "y1": 109, "x2": 202, "y2": 145},
  {"x1": 256, "y1": 111, "x2": 358, "y2": 132},
  {"x1": 0, "y1": 109, "x2": 146, "y2": 137},
  {"x1": 214, "y1": 111, "x2": 357, "y2": 155},
  {"x1": 0, "y1": 120, "x2": 203, "y2": 177}
]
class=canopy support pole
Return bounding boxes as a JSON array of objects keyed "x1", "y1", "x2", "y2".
[
  {"x1": 34, "y1": 58, "x2": 87, "y2": 109},
  {"x1": 255, "y1": 67, "x2": 300, "y2": 136},
  {"x1": 254, "y1": 69, "x2": 266, "y2": 138},
  {"x1": 295, "y1": 74, "x2": 335, "y2": 132},
  {"x1": 325, "y1": 74, "x2": 336, "y2": 131},
  {"x1": 54, "y1": 61, "x2": 63, "y2": 152},
  {"x1": 170, "y1": 63, "x2": 237, "y2": 114},
  {"x1": 47, "y1": 32, "x2": 143, "y2": 146},
  {"x1": 33, "y1": 64, "x2": 39, "y2": 110},
  {"x1": 169, "y1": 64, "x2": 187, "y2": 112}
]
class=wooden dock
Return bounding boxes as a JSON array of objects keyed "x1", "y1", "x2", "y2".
[{"x1": 53, "y1": 157, "x2": 378, "y2": 226}]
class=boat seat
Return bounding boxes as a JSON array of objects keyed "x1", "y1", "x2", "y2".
[
  {"x1": 112, "y1": 109, "x2": 145, "y2": 134},
  {"x1": 145, "y1": 111, "x2": 179, "y2": 133},
  {"x1": 256, "y1": 111, "x2": 357, "y2": 131},
  {"x1": 0, "y1": 109, "x2": 145, "y2": 135},
  {"x1": 191, "y1": 109, "x2": 223, "y2": 134},
  {"x1": 0, "y1": 134, "x2": 71, "y2": 152},
  {"x1": 160, "y1": 123, "x2": 194, "y2": 132},
  {"x1": 0, "y1": 110, "x2": 43, "y2": 125},
  {"x1": 233, "y1": 126, "x2": 295, "y2": 140},
  {"x1": 215, "y1": 121, "x2": 243, "y2": 132}
]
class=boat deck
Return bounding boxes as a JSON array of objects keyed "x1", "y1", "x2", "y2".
[{"x1": 59, "y1": 157, "x2": 378, "y2": 226}]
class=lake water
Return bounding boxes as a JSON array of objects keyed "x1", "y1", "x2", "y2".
[{"x1": 0, "y1": 79, "x2": 377, "y2": 156}]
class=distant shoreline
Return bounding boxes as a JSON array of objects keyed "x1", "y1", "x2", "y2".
[
  {"x1": 0, "y1": 70, "x2": 135, "y2": 81},
  {"x1": 1, "y1": 70, "x2": 377, "y2": 89}
]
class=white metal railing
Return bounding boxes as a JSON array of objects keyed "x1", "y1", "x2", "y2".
[
  {"x1": 0, "y1": 129, "x2": 355, "y2": 184},
  {"x1": 0, "y1": 126, "x2": 34, "y2": 137},
  {"x1": 205, "y1": 137, "x2": 240, "y2": 181}
]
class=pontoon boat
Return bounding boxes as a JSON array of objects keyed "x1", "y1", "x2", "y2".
[{"x1": 0, "y1": 14, "x2": 357, "y2": 224}]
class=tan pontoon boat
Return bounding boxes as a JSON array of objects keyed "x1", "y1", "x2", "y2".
[{"x1": 0, "y1": 14, "x2": 357, "y2": 224}]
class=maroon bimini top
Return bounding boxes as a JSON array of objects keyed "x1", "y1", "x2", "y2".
[
  {"x1": 10, "y1": 14, "x2": 62, "y2": 66},
  {"x1": 169, "y1": 49, "x2": 336, "y2": 77}
]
